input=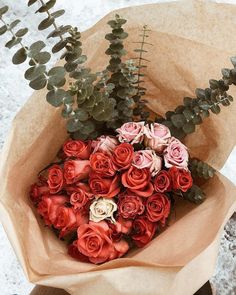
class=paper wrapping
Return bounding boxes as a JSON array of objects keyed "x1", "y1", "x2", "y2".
[{"x1": 0, "y1": 0, "x2": 236, "y2": 294}]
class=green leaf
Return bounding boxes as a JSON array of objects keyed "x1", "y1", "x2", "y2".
[
  {"x1": 75, "y1": 109, "x2": 89, "y2": 121},
  {"x1": 51, "y1": 9, "x2": 65, "y2": 18},
  {"x1": 52, "y1": 40, "x2": 67, "y2": 53},
  {"x1": 0, "y1": 6, "x2": 9, "y2": 17},
  {"x1": 9, "y1": 20, "x2": 21, "y2": 30},
  {"x1": 34, "y1": 51, "x2": 51, "y2": 64},
  {"x1": 192, "y1": 115, "x2": 202, "y2": 125},
  {"x1": 37, "y1": 0, "x2": 56, "y2": 13},
  {"x1": 15, "y1": 28, "x2": 28, "y2": 37},
  {"x1": 38, "y1": 17, "x2": 54, "y2": 30},
  {"x1": 12, "y1": 48, "x2": 27, "y2": 64},
  {"x1": 230, "y1": 56, "x2": 236, "y2": 67},
  {"x1": 183, "y1": 97, "x2": 193, "y2": 107},
  {"x1": 29, "y1": 41, "x2": 46, "y2": 53},
  {"x1": 183, "y1": 109, "x2": 194, "y2": 121},
  {"x1": 29, "y1": 74, "x2": 47, "y2": 90},
  {"x1": 79, "y1": 120, "x2": 95, "y2": 134},
  {"x1": 25, "y1": 65, "x2": 46, "y2": 80},
  {"x1": 46, "y1": 89, "x2": 70, "y2": 107},
  {"x1": 67, "y1": 118, "x2": 83, "y2": 133},
  {"x1": 210, "y1": 104, "x2": 220, "y2": 114},
  {"x1": 28, "y1": 0, "x2": 38, "y2": 6},
  {"x1": 171, "y1": 114, "x2": 186, "y2": 128},
  {"x1": 209, "y1": 79, "x2": 219, "y2": 89},
  {"x1": 195, "y1": 88, "x2": 206, "y2": 100},
  {"x1": 183, "y1": 122, "x2": 195, "y2": 134},
  {"x1": 5, "y1": 37, "x2": 22, "y2": 49},
  {"x1": 0, "y1": 25, "x2": 7, "y2": 35},
  {"x1": 183, "y1": 185, "x2": 205, "y2": 204}
]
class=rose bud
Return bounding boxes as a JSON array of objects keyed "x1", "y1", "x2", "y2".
[
  {"x1": 112, "y1": 143, "x2": 134, "y2": 170},
  {"x1": 131, "y1": 216, "x2": 157, "y2": 248},
  {"x1": 153, "y1": 170, "x2": 172, "y2": 193},
  {"x1": 37, "y1": 195, "x2": 68, "y2": 226},
  {"x1": 121, "y1": 166, "x2": 154, "y2": 197},
  {"x1": 63, "y1": 139, "x2": 91, "y2": 159},
  {"x1": 91, "y1": 135, "x2": 118, "y2": 155},
  {"x1": 169, "y1": 166, "x2": 193, "y2": 192},
  {"x1": 144, "y1": 123, "x2": 171, "y2": 152},
  {"x1": 164, "y1": 137, "x2": 189, "y2": 169},
  {"x1": 133, "y1": 149, "x2": 162, "y2": 176},
  {"x1": 146, "y1": 193, "x2": 171, "y2": 225},
  {"x1": 47, "y1": 165, "x2": 64, "y2": 194},
  {"x1": 90, "y1": 152, "x2": 116, "y2": 177},
  {"x1": 89, "y1": 173, "x2": 120, "y2": 198},
  {"x1": 116, "y1": 121, "x2": 145, "y2": 144},
  {"x1": 118, "y1": 193, "x2": 145, "y2": 219},
  {"x1": 64, "y1": 160, "x2": 91, "y2": 184}
]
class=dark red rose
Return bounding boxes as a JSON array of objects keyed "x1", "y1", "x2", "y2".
[
  {"x1": 47, "y1": 165, "x2": 64, "y2": 194},
  {"x1": 146, "y1": 193, "x2": 171, "y2": 225},
  {"x1": 37, "y1": 195, "x2": 67, "y2": 226},
  {"x1": 169, "y1": 166, "x2": 193, "y2": 192},
  {"x1": 121, "y1": 166, "x2": 154, "y2": 197},
  {"x1": 63, "y1": 139, "x2": 91, "y2": 159},
  {"x1": 64, "y1": 160, "x2": 91, "y2": 184},
  {"x1": 118, "y1": 193, "x2": 145, "y2": 219},
  {"x1": 153, "y1": 170, "x2": 172, "y2": 193},
  {"x1": 30, "y1": 182, "x2": 49, "y2": 203},
  {"x1": 68, "y1": 241, "x2": 90, "y2": 262},
  {"x1": 89, "y1": 173, "x2": 120, "y2": 198},
  {"x1": 112, "y1": 143, "x2": 134, "y2": 170},
  {"x1": 90, "y1": 152, "x2": 116, "y2": 177},
  {"x1": 131, "y1": 216, "x2": 157, "y2": 248}
]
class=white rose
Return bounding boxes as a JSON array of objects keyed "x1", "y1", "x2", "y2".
[{"x1": 89, "y1": 197, "x2": 117, "y2": 223}]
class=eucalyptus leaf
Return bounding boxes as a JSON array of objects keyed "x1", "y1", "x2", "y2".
[
  {"x1": 210, "y1": 104, "x2": 221, "y2": 114},
  {"x1": 67, "y1": 118, "x2": 83, "y2": 133},
  {"x1": 0, "y1": 6, "x2": 9, "y2": 17},
  {"x1": 29, "y1": 41, "x2": 46, "y2": 53},
  {"x1": 12, "y1": 48, "x2": 27, "y2": 64},
  {"x1": 79, "y1": 120, "x2": 95, "y2": 134},
  {"x1": 9, "y1": 20, "x2": 21, "y2": 30},
  {"x1": 51, "y1": 9, "x2": 65, "y2": 18},
  {"x1": 37, "y1": 0, "x2": 56, "y2": 13},
  {"x1": 171, "y1": 114, "x2": 186, "y2": 128},
  {"x1": 0, "y1": 25, "x2": 7, "y2": 36},
  {"x1": 25, "y1": 65, "x2": 46, "y2": 80},
  {"x1": 183, "y1": 122, "x2": 195, "y2": 134},
  {"x1": 38, "y1": 17, "x2": 54, "y2": 30},
  {"x1": 15, "y1": 28, "x2": 28, "y2": 37},
  {"x1": 29, "y1": 74, "x2": 47, "y2": 90},
  {"x1": 5, "y1": 37, "x2": 22, "y2": 49},
  {"x1": 46, "y1": 89, "x2": 69, "y2": 107},
  {"x1": 52, "y1": 40, "x2": 67, "y2": 53},
  {"x1": 75, "y1": 109, "x2": 89, "y2": 121},
  {"x1": 34, "y1": 51, "x2": 51, "y2": 64}
]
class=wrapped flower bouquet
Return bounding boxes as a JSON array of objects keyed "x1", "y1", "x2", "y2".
[{"x1": 0, "y1": 0, "x2": 236, "y2": 294}]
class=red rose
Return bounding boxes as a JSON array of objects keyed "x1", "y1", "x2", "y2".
[
  {"x1": 89, "y1": 173, "x2": 120, "y2": 198},
  {"x1": 109, "y1": 216, "x2": 133, "y2": 242},
  {"x1": 64, "y1": 160, "x2": 91, "y2": 184},
  {"x1": 53, "y1": 206, "x2": 77, "y2": 237},
  {"x1": 118, "y1": 194, "x2": 145, "y2": 219},
  {"x1": 169, "y1": 166, "x2": 193, "y2": 192},
  {"x1": 131, "y1": 216, "x2": 157, "y2": 247},
  {"x1": 66, "y1": 182, "x2": 94, "y2": 200},
  {"x1": 68, "y1": 241, "x2": 89, "y2": 262},
  {"x1": 121, "y1": 166, "x2": 154, "y2": 197},
  {"x1": 70, "y1": 190, "x2": 89, "y2": 210},
  {"x1": 63, "y1": 139, "x2": 91, "y2": 159},
  {"x1": 47, "y1": 165, "x2": 64, "y2": 194},
  {"x1": 153, "y1": 170, "x2": 172, "y2": 193},
  {"x1": 112, "y1": 143, "x2": 134, "y2": 170},
  {"x1": 37, "y1": 195, "x2": 67, "y2": 226},
  {"x1": 146, "y1": 193, "x2": 171, "y2": 225},
  {"x1": 30, "y1": 182, "x2": 49, "y2": 203},
  {"x1": 90, "y1": 152, "x2": 116, "y2": 177}
]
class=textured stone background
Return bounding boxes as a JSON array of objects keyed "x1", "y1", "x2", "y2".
[{"x1": 0, "y1": 0, "x2": 235, "y2": 294}]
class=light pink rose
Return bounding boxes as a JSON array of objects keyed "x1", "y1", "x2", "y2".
[
  {"x1": 116, "y1": 122, "x2": 145, "y2": 144},
  {"x1": 133, "y1": 150, "x2": 162, "y2": 176},
  {"x1": 92, "y1": 135, "x2": 118, "y2": 155},
  {"x1": 164, "y1": 137, "x2": 189, "y2": 169},
  {"x1": 144, "y1": 123, "x2": 171, "y2": 152}
]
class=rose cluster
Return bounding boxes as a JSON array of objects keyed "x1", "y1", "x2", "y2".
[{"x1": 30, "y1": 122, "x2": 193, "y2": 264}]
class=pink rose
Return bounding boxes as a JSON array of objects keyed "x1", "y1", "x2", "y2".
[
  {"x1": 164, "y1": 137, "x2": 189, "y2": 169},
  {"x1": 64, "y1": 160, "x2": 91, "y2": 184},
  {"x1": 116, "y1": 122, "x2": 145, "y2": 144},
  {"x1": 144, "y1": 123, "x2": 171, "y2": 152},
  {"x1": 92, "y1": 136, "x2": 118, "y2": 155},
  {"x1": 133, "y1": 150, "x2": 162, "y2": 176}
]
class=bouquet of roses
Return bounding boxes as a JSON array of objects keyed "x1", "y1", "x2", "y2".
[
  {"x1": 1, "y1": 0, "x2": 236, "y2": 294},
  {"x1": 31, "y1": 122, "x2": 194, "y2": 264}
]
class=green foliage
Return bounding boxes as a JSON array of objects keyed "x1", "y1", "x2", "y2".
[
  {"x1": 183, "y1": 185, "x2": 206, "y2": 204},
  {"x1": 159, "y1": 66, "x2": 234, "y2": 139},
  {"x1": 189, "y1": 158, "x2": 216, "y2": 179},
  {"x1": 132, "y1": 25, "x2": 152, "y2": 121}
]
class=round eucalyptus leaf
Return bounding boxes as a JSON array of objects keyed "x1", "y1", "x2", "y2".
[
  {"x1": 34, "y1": 51, "x2": 51, "y2": 64},
  {"x1": 105, "y1": 33, "x2": 117, "y2": 41},
  {"x1": 67, "y1": 118, "x2": 83, "y2": 133},
  {"x1": 110, "y1": 43, "x2": 124, "y2": 51},
  {"x1": 15, "y1": 28, "x2": 28, "y2": 37},
  {"x1": 183, "y1": 109, "x2": 194, "y2": 121},
  {"x1": 209, "y1": 79, "x2": 219, "y2": 90},
  {"x1": 79, "y1": 120, "x2": 95, "y2": 134},
  {"x1": 75, "y1": 109, "x2": 89, "y2": 121},
  {"x1": 195, "y1": 88, "x2": 206, "y2": 100},
  {"x1": 192, "y1": 115, "x2": 202, "y2": 125},
  {"x1": 210, "y1": 104, "x2": 221, "y2": 114},
  {"x1": 48, "y1": 66, "x2": 65, "y2": 78},
  {"x1": 52, "y1": 40, "x2": 67, "y2": 53},
  {"x1": 37, "y1": 0, "x2": 56, "y2": 13},
  {"x1": 38, "y1": 17, "x2": 54, "y2": 30},
  {"x1": 46, "y1": 89, "x2": 69, "y2": 107},
  {"x1": 171, "y1": 114, "x2": 186, "y2": 128},
  {"x1": 183, "y1": 122, "x2": 195, "y2": 134},
  {"x1": 64, "y1": 61, "x2": 77, "y2": 72},
  {"x1": 28, "y1": 0, "x2": 38, "y2": 6},
  {"x1": 29, "y1": 74, "x2": 47, "y2": 90},
  {"x1": 9, "y1": 19, "x2": 21, "y2": 30},
  {"x1": 25, "y1": 65, "x2": 46, "y2": 80},
  {"x1": 29, "y1": 41, "x2": 46, "y2": 53},
  {"x1": 77, "y1": 88, "x2": 87, "y2": 104},
  {"x1": 0, "y1": 6, "x2": 9, "y2": 17},
  {"x1": 0, "y1": 25, "x2": 7, "y2": 36},
  {"x1": 12, "y1": 48, "x2": 27, "y2": 65},
  {"x1": 222, "y1": 99, "x2": 230, "y2": 107},
  {"x1": 5, "y1": 37, "x2": 22, "y2": 49},
  {"x1": 75, "y1": 55, "x2": 87, "y2": 64},
  {"x1": 51, "y1": 9, "x2": 65, "y2": 18}
]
